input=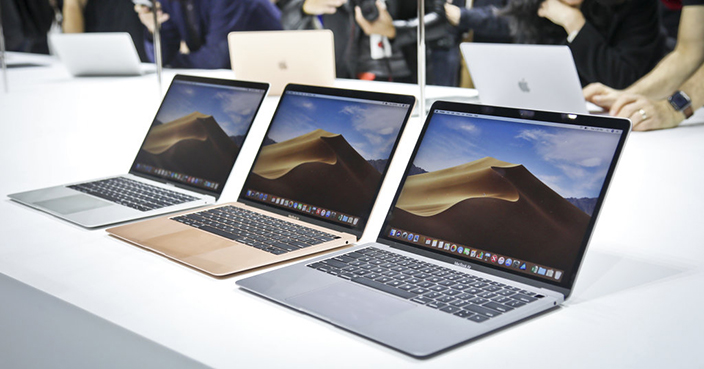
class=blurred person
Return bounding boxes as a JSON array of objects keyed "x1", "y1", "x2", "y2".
[
  {"x1": 135, "y1": 0, "x2": 282, "y2": 69},
  {"x1": 278, "y1": 0, "x2": 460, "y2": 85},
  {"x1": 63, "y1": 0, "x2": 148, "y2": 61},
  {"x1": 584, "y1": 0, "x2": 704, "y2": 131},
  {"x1": 1, "y1": 0, "x2": 58, "y2": 54},
  {"x1": 444, "y1": 0, "x2": 513, "y2": 44},
  {"x1": 499, "y1": 0, "x2": 670, "y2": 89}
]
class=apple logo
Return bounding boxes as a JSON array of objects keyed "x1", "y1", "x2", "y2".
[
  {"x1": 278, "y1": 60, "x2": 288, "y2": 70},
  {"x1": 518, "y1": 78, "x2": 530, "y2": 93}
]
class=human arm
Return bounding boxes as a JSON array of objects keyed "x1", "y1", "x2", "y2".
[
  {"x1": 623, "y1": 5, "x2": 704, "y2": 99},
  {"x1": 278, "y1": 0, "x2": 346, "y2": 29},
  {"x1": 446, "y1": 2, "x2": 512, "y2": 38},
  {"x1": 607, "y1": 63, "x2": 704, "y2": 131},
  {"x1": 354, "y1": 0, "x2": 396, "y2": 38},
  {"x1": 62, "y1": 0, "x2": 88, "y2": 33}
]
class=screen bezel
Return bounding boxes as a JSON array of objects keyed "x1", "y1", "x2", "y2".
[
  {"x1": 238, "y1": 83, "x2": 415, "y2": 240},
  {"x1": 376, "y1": 101, "x2": 630, "y2": 297},
  {"x1": 128, "y1": 74, "x2": 270, "y2": 198}
]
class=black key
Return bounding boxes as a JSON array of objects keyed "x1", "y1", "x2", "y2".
[
  {"x1": 352, "y1": 277, "x2": 417, "y2": 299},
  {"x1": 464, "y1": 304, "x2": 502, "y2": 318},
  {"x1": 505, "y1": 300, "x2": 527, "y2": 308},
  {"x1": 440, "y1": 306, "x2": 462, "y2": 314},
  {"x1": 322, "y1": 259, "x2": 349, "y2": 269},
  {"x1": 199, "y1": 225, "x2": 237, "y2": 240},
  {"x1": 454, "y1": 310, "x2": 475, "y2": 318},
  {"x1": 411, "y1": 296, "x2": 434, "y2": 304},
  {"x1": 512, "y1": 294, "x2": 538, "y2": 303},
  {"x1": 467, "y1": 314, "x2": 489, "y2": 323},
  {"x1": 483, "y1": 302, "x2": 514, "y2": 313}
]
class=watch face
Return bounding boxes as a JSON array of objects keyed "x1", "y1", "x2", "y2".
[{"x1": 669, "y1": 91, "x2": 691, "y2": 111}]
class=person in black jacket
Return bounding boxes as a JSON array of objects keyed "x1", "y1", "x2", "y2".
[
  {"x1": 500, "y1": 0, "x2": 670, "y2": 89},
  {"x1": 277, "y1": 0, "x2": 460, "y2": 85}
]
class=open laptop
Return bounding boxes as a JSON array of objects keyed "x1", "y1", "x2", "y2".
[
  {"x1": 49, "y1": 33, "x2": 154, "y2": 76},
  {"x1": 107, "y1": 84, "x2": 415, "y2": 276},
  {"x1": 460, "y1": 43, "x2": 600, "y2": 114},
  {"x1": 237, "y1": 101, "x2": 630, "y2": 357},
  {"x1": 9, "y1": 75, "x2": 269, "y2": 228},
  {"x1": 228, "y1": 30, "x2": 336, "y2": 96}
]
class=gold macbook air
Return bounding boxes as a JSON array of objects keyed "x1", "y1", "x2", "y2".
[
  {"x1": 228, "y1": 30, "x2": 336, "y2": 96},
  {"x1": 107, "y1": 84, "x2": 414, "y2": 276}
]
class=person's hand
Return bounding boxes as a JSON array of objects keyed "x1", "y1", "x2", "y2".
[
  {"x1": 610, "y1": 94, "x2": 684, "y2": 131},
  {"x1": 134, "y1": 3, "x2": 170, "y2": 34},
  {"x1": 355, "y1": 0, "x2": 396, "y2": 39},
  {"x1": 537, "y1": 0, "x2": 585, "y2": 34},
  {"x1": 302, "y1": 0, "x2": 347, "y2": 15},
  {"x1": 583, "y1": 82, "x2": 622, "y2": 110},
  {"x1": 444, "y1": 3, "x2": 461, "y2": 26}
]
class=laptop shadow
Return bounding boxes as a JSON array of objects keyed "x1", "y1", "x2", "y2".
[{"x1": 567, "y1": 248, "x2": 688, "y2": 305}]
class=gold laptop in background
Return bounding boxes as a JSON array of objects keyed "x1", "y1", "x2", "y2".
[{"x1": 228, "y1": 30, "x2": 336, "y2": 96}]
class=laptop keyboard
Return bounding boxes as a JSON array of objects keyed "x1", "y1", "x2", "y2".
[
  {"x1": 308, "y1": 247, "x2": 544, "y2": 323},
  {"x1": 68, "y1": 177, "x2": 198, "y2": 212},
  {"x1": 172, "y1": 205, "x2": 341, "y2": 255}
]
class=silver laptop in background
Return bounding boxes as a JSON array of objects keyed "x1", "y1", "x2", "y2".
[
  {"x1": 50, "y1": 32, "x2": 154, "y2": 76},
  {"x1": 228, "y1": 30, "x2": 336, "y2": 96},
  {"x1": 8, "y1": 75, "x2": 269, "y2": 228},
  {"x1": 460, "y1": 43, "x2": 601, "y2": 114},
  {"x1": 238, "y1": 101, "x2": 630, "y2": 357}
]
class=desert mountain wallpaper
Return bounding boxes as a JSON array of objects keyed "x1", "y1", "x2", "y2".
[
  {"x1": 388, "y1": 111, "x2": 622, "y2": 272},
  {"x1": 132, "y1": 80, "x2": 264, "y2": 187},
  {"x1": 393, "y1": 157, "x2": 590, "y2": 272},
  {"x1": 137, "y1": 111, "x2": 238, "y2": 182},
  {"x1": 245, "y1": 91, "x2": 410, "y2": 218},
  {"x1": 250, "y1": 129, "x2": 382, "y2": 216}
]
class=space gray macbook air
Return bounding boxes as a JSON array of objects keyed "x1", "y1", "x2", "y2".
[
  {"x1": 460, "y1": 43, "x2": 600, "y2": 114},
  {"x1": 107, "y1": 84, "x2": 415, "y2": 276},
  {"x1": 237, "y1": 101, "x2": 630, "y2": 357},
  {"x1": 49, "y1": 32, "x2": 154, "y2": 76},
  {"x1": 9, "y1": 75, "x2": 269, "y2": 228}
]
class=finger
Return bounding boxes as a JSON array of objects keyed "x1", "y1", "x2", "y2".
[{"x1": 609, "y1": 94, "x2": 636, "y2": 117}]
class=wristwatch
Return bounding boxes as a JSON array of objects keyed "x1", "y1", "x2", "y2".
[{"x1": 668, "y1": 90, "x2": 694, "y2": 119}]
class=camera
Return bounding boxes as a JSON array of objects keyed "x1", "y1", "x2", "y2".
[{"x1": 351, "y1": 0, "x2": 379, "y2": 22}]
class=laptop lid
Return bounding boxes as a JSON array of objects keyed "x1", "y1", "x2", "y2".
[
  {"x1": 49, "y1": 32, "x2": 147, "y2": 76},
  {"x1": 238, "y1": 84, "x2": 415, "y2": 240},
  {"x1": 129, "y1": 75, "x2": 269, "y2": 199},
  {"x1": 228, "y1": 30, "x2": 336, "y2": 96},
  {"x1": 460, "y1": 43, "x2": 589, "y2": 114},
  {"x1": 377, "y1": 102, "x2": 630, "y2": 297}
]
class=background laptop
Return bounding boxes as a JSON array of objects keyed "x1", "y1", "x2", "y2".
[
  {"x1": 460, "y1": 43, "x2": 600, "y2": 114},
  {"x1": 237, "y1": 101, "x2": 630, "y2": 357},
  {"x1": 107, "y1": 84, "x2": 415, "y2": 276},
  {"x1": 228, "y1": 30, "x2": 335, "y2": 96},
  {"x1": 9, "y1": 75, "x2": 269, "y2": 228},
  {"x1": 50, "y1": 32, "x2": 154, "y2": 76}
]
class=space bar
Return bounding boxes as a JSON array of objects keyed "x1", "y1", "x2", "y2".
[{"x1": 352, "y1": 277, "x2": 417, "y2": 299}]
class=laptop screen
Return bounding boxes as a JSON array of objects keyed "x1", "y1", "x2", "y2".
[
  {"x1": 380, "y1": 103, "x2": 629, "y2": 288},
  {"x1": 130, "y1": 75, "x2": 268, "y2": 196},
  {"x1": 240, "y1": 85, "x2": 414, "y2": 235}
]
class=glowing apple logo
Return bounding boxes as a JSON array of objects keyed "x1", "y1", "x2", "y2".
[{"x1": 518, "y1": 78, "x2": 530, "y2": 93}]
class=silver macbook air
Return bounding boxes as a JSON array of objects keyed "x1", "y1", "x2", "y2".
[
  {"x1": 9, "y1": 75, "x2": 269, "y2": 228},
  {"x1": 460, "y1": 43, "x2": 601, "y2": 114},
  {"x1": 50, "y1": 32, "x2": 154, "y2": 76},
  {"x1": 228, "y1": 30, "x2": 336, "y2": 96},
  {"x1": 238, "y1": 101, "x2": 630, "y2": 357}
]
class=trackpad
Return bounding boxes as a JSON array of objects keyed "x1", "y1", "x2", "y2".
[
  {"x1": 287, "y1": 282, "x2": 415, "y2": 329},
  {"x1": 35, "y1": 194, "x2": 112, "y2": 215}
]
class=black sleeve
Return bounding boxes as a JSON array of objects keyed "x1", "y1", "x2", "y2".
[
  {"x1": 278, "y1": 0, "x2": 318, "y2": 30},
  {"x1": 568, "y1": 0, "x2": 669, "y2": 89}
]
